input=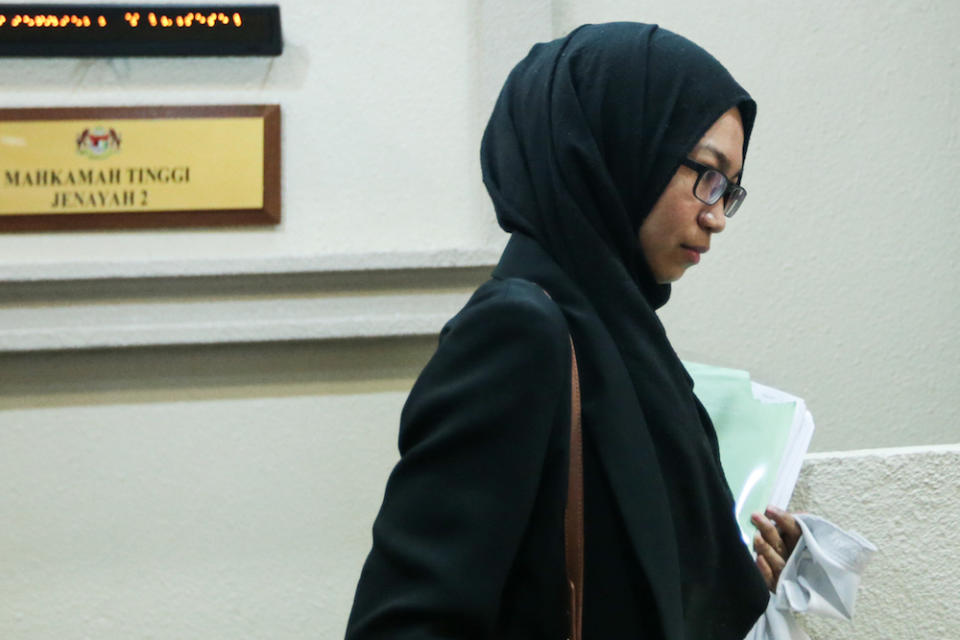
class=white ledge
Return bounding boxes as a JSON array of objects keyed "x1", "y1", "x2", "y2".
[
  {"x1": 0, "y1": 291, "x2": 475, "y2": 352},
  {"x1": 805, "y1": 442, "x2": 960, "y2": 460},
  {"x1": 0, "y1": 248, "x2": 504, "y2": 282}
]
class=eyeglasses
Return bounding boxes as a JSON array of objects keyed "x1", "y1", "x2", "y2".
[{"x1": 679, "y1": 157, "x2": 747, "y2": 218}]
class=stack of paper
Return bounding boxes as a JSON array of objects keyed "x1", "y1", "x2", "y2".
[{"x1": 683, "y1": 361, "x2": 816, "y2": 546}]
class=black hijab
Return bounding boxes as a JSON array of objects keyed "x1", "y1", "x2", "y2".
[{"x1": 482, "y1": 22, "x2": 769, "y2": 639}]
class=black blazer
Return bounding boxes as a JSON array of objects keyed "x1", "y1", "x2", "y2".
[{"x1": 346, "y1": 277, "x2": 666, "y2": 639}]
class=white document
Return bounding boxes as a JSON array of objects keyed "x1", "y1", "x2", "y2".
[{"x1": 743, "y1": 514, "x2": 878, "y2": 640}]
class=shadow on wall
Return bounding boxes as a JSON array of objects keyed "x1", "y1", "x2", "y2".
[{"x1": 0, "y1": 335, "x2": 438, "y2": 409}]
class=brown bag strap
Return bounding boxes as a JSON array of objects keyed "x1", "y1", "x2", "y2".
[
  {"x1": 534, "y1": 284, "x2": 584, "y2": 640},
  {"x1": 564, "y1": 336, "x2": 584, "y2": 640}
]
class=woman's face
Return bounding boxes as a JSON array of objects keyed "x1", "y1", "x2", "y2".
[{"x1": 638, "y1": 107, "x2": 745, "y2": 283}]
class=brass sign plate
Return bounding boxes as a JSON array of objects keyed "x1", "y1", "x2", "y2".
[{"x1": 0, "y1": 104, "x2": 280, "y2": 231}]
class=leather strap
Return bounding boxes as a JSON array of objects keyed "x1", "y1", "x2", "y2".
[
  {"x1": 534, "y1": 284, "x2": 584, "y2": 640},
  {"x1": 564, "y1": 336, "x2": 584, "y2": 640}
]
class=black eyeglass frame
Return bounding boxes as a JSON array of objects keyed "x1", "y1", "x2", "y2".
[{"x1": 679, "y1": 157, "x2": 747, "y2": 218}]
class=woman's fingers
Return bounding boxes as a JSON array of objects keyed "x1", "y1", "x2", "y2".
[
  {"x1": 753, "y1": 530, "x2": 785, "y2": 569},
  {"x1": 751, "y1": 512, "x2": 787, "y2": 558},
  {"x1": 751, "y1": 507, "x2": 805, "y2": 592},
  {"x1": 756, "y1": 553, "x2": 774, "y2": 591},
  {"x1": 765, "y1": 506, "x2": 802, "y2": 556},
  {"x1": 753, "y1": 531, "x2": 785, "y2": 591}
]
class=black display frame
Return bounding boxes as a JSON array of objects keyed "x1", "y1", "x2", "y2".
[{"x1": 0, "y1": 4, "x2": 282, "y2": 56}]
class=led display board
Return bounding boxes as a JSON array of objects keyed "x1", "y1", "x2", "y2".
[{"x1": 0, "y1": 4, "x2": 282, "y2": 56}]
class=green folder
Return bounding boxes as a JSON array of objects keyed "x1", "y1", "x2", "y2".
[{"x1": 683, "y1": 361, "x2": 815, "y2": 546}]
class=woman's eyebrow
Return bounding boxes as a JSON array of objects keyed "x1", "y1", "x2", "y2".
[{"x1": 695, "y1": 143, "x2": 743, "y2": 179}]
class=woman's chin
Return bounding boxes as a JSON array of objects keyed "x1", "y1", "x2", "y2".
[{"x1": 655, "y1": 268, "x2": 686, "y2": 284}]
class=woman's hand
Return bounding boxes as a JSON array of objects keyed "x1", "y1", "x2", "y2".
[{"x1": 751, "y1": 506, "x2": 803, "y2": 593}]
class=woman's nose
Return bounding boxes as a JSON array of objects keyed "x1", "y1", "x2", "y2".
[{"x1": 699, "y1": 205, "x2": 726, "y2": 233}]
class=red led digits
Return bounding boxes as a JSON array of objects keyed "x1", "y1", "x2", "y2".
[
  {"x1": 0, "y1": 13, "x2": 106, "y2": 27},
  {"x1": 0, "y1": 6, "x2": 280, "y2": 57},
  {"x1": 0, "y1": 10, "x2": 246, "y2": 30}
]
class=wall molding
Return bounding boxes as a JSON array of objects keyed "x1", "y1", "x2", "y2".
[
  {"x1": 0, "y1": 261, "x2": 495, "y2": 352},
  {"x1": 0, "y1": 248, "x2": 502, "y2": 282}
]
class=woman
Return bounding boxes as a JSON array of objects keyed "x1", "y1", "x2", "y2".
[{"x1": 346, "y1": 22, "x2": 800, "y2": 639}]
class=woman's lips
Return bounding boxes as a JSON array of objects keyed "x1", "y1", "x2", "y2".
[{"x1": 682, "y1": 244, "x2": 707, "y2": 264}]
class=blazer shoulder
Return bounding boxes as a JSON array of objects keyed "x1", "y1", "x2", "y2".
[
  {"x1": 440, "y1": 276, "x2": 571, "y2": 357},
  {"x1": 348, "y1": 281, "x2": 573, "y2": 639}
]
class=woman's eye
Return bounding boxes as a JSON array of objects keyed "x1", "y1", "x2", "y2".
[{"x1": 706, "y1": 172, "x2": 726, "y2": 196}]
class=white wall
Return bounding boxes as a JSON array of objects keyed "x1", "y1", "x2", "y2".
[
  {"x1": 790, "y1": 445, "x2": 960, "y2": 639},
  {"x1": 0, "y1": 0, "x2": 505, "y2": 265},
  {"x1": 2, "y1": 396, "x2": 401, "y2": 638},
  {"x1": 553, "y1": 0, "x2": 960, "y2": 452},
  {"x1": 1, "y1": 337, "x2": 432, "y2": 638},
  {"x1": 1, "y1": 1, "x2": 957, "y2": 638}
]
